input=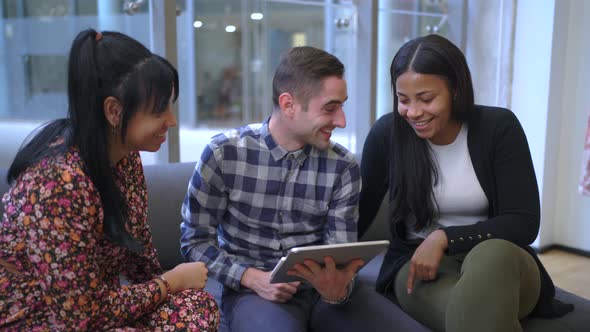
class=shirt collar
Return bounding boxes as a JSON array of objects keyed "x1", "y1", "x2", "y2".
[{"x1": 261, "y1": 116, "x2": 311, "y2": 164}]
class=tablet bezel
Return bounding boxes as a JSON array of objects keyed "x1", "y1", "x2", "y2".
[{"x1": 269, "y1": 240, "x2": 390, "y2": 284}]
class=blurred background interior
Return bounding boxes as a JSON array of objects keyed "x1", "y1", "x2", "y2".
[{"x1": 0, "y1": 0, "x2": 588, "y2": 297}]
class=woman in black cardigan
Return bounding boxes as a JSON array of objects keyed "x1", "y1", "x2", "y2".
[{"x1": 359, "y1": 34, "x2": 572, "y2": 331}]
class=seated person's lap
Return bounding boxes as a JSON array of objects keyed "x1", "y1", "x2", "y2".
[
  {"x1": 222, "y1": 282, "x2": 430, "y2": 332},
  {"x1": 222, "y1": 287, "x2": 315, "y2": 332},
  {"x1": 394, "y1": 239, "x2": 540, "y2": 331}
]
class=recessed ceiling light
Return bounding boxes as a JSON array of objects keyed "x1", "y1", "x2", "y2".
[{"x1": 250, "y1": 12, "x2": 263, "y2": 20}]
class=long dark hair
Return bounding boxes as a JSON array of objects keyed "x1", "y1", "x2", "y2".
[
  {"x1": 7, "y1": 29, "x2": 179, "y2": 251},
  {"x1": 389, "y1": 34, "x2": 474, "y2": 231}
]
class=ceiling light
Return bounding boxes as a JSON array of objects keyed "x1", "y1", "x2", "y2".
[{"x1": 250, "y1": 12, "x2": 263, "y2": 20}]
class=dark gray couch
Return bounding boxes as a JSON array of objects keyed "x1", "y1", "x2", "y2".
[
  {"x1": 141, "y1": 162, "x2": 590, "y2": 331},
  {"x1": 1, "y1": 162, "x2": 588, "y2": 331}
]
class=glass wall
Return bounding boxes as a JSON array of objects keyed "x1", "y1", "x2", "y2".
[
  {"x1": 0, "y1": 0, "x2": 153, "y2": 167},
  {"x1": 376, "y1": 0, "x2": 515, "y2": 119},
  {"x1": 376, "y1": 0, "x2": 461, "y2": 119},
  {"x1": 0, "y1": 0, "x2": 515, "y2": 167},
  {"x1": 176, "y1": 0, "x2": 359, "y2": 162},
  {"x1": 0, "y1": 0, "x2": 151, "y2": 122}
]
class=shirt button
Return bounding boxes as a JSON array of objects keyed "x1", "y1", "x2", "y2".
[
  {"x1": 450, "y1": 240, "x2": 455, "y2": 244},
  {"x1": 486, "y1": 233, "x2": 492, "y2": 238},
  {"x1": 459, "y1": 237, "x2": 464, "y2": 242},
  {"x1": 468, "y1": 236, "x2": 473, "y2": 241},
  {"x1": 478, "y1": 235, "x2": 482, "y2": 239}
]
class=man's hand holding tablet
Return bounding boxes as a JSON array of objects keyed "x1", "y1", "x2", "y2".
[{"x1": 269, "y1": 240, "x2": 390, "y2": 284}]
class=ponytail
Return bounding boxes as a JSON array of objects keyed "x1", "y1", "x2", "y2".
[
  {"x1": 8, "y1": 29, "x2": 148, "y2": 252},
  {"x1": 68, "y1": 29, "x2": 142, "y2": 252}
]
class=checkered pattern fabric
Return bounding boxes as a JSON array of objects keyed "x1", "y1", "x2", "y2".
[{"x1": 180, "y1": 119, "x2": 361, "y2": 290}]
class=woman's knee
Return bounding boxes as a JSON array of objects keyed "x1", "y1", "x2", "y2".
[
  {"x1": 179, "y1": 288, "x2": 219, "y2": 310},
  {"x1": 136, "y1": 289, "x2": 219, "y2": 331},
  {"x1": 462, "y1": 239, "x2": 528, "y2": 273},
  {"x1": 459, "y1": 239, "x2": 540, "y2": 311},
  {"x1": 447, "y1": 240, "x2": 541, "y2": 329},
  {"x1": 175, "y1": 289, "x2": 220, "y2": 328}
]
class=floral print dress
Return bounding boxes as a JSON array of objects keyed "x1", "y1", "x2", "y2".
[{"x1": 0, "y1": 148, "x2": 219, "y2": 331}]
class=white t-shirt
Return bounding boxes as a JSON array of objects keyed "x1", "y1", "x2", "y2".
[{"x1": 407, "y1": 124, "x2": 489, "y2": 239}]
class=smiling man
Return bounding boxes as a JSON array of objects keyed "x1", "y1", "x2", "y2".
[{"x1": 180, "y1": 47, "x2": 427, "y2": 331}]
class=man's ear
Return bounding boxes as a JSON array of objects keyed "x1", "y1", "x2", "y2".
[
  {"x1": 278, "y1": 92, "x2": 295, "y2": 118},
  {"x1": 103, "y1": 96, "x2": 122, "y2": 127}
]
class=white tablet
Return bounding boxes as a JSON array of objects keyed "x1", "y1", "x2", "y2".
[{"x1": 269, "y1": 240, "x2": 390, "y2": 284}]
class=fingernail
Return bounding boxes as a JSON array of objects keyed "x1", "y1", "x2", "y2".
[{"x1": 407, "y1": 288, "x2": 412, "y2": 294}]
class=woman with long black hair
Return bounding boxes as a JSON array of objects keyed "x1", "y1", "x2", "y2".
[
  {"x1": 0, "y1": 29, "x2": 218, "y2": 331},
  {"x1": 359, "y1": 34, "x2": 572, "y2": 331}
]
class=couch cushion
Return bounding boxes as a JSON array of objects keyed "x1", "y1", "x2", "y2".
[
  {"x1": 143, "y1": 162, "x2": 196, "y2": 270},
  {"x1": 360, "y1": 192, "x2": 391, "y2": 242},
  {"x1": 522, "y1": 288, "x2": 590, "y2": 332}
]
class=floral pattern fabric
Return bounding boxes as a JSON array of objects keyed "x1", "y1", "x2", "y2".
[{"x1": 0, "y1": 148, "x2": 219, "y2": 331}]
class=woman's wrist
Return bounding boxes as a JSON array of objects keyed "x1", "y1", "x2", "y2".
[
  {"x1": 432, "y1": 229, "x2": 449, "y2": 250},
  {"x1": 154, "y1": 274, "x2": 172, "y2": 299}
]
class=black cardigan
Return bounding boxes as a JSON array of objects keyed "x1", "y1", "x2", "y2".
[{"x1": 359, "y1": 105, "x2": 573, "y2": 317}]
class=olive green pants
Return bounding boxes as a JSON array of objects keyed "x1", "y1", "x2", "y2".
[{"x1": 394, "y1": 239, "x2": 541, "y2": 332}]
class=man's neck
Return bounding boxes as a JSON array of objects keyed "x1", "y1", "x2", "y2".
[{"x1": 268, "y1": 113, "x2": 304, "y2": 152}]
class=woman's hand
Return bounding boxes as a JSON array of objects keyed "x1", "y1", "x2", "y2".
[
  {"x1": 406, "y1": 229, "x2": 448, "y2": 294},
  {"x1": 163, "y1": 262, "x2": 209, "y2": 294}
]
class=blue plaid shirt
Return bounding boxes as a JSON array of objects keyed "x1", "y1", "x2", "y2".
[{"x1": 180, "y1": 119, "x2": 361, "y2": 291}]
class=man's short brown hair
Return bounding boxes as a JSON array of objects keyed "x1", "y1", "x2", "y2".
[{"x1": 272, "y1": 46, "x2": 344, "y2": 111}]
